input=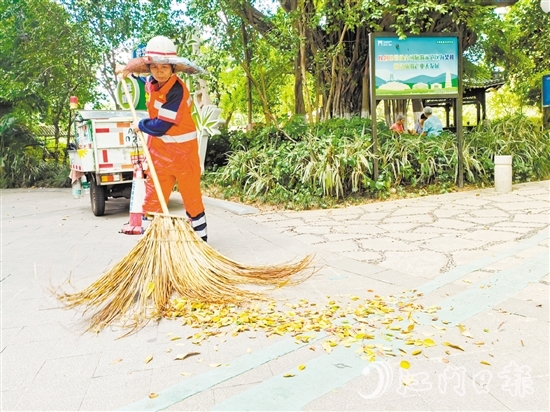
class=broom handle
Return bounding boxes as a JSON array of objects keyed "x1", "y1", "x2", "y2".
[{"x1": 119, "y1": 76, "x2": 170, "y2": 215}]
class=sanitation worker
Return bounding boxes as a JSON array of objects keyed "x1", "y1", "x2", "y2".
[{"x1": 120, "y1": 35, "x2": 207, "y2": 241}]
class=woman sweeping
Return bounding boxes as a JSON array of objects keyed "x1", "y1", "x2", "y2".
[{"x1": 122, "y1": 35, "x2": 207, "y2": 241}]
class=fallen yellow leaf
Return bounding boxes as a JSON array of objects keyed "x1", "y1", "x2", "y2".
[
  {"x1": 111, "y1": 358, "x2": 122, "y2": 364},
  {"x1": 283, "y1": 373, "x2": 295, "y2": 378},
  {"x1": 174, "y1": 352, "x2": 200, "y2": 361},
  {"x1": 443, "y1": 342, "x2": 464, "y2": 351},
  {"x1": 412, "y1": 349, "x2": 422, "y2": 356},
  {"x1": 209, "y1": 363, "x2": 222, "y2": 368},
  {"x1": 458, "y1": 324, "x2": 474, "y2": 339},
  {"x1": 423, "y1": 338, "x2": 436, "y2": 347},
  {"x1": 298, "y1": 364, "x2": 306, "y2": 371},
  {"x1": 480, "y1": 360, "x2": 491, "y2": 366},
  {"x1": 144, "y1": 355, "x2": 153, "y2": 364},
  {"x1": 400, "y1": 360, "x2": 411, "y2": 369},
  {"x1": 149, "y1": 393, "x2": 159, "y2": 399}
]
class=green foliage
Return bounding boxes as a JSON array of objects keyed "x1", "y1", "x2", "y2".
[
  {"x1": 0, "y1": 116, "x2": 70, "y2": 188},
  {"x1": 467, "y1": 114, "x2": 550, "y2": 182},
  {"x1": 205, "y1": 115, "x2": 550, "y2": 210},
  {"x1": 0, "y1": 0, "x2": 100, "y2": 161},
  {"x1": 478, "y1": 0, "x2": 550, "y2": 107}
]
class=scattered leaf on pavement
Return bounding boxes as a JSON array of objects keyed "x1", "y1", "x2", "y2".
[
  {"x1": 443, "y1": 342, "x2": 464, "y2": 351},
  {"x1": 174, "y1": 352, "x2": 200, "y2": 361}
]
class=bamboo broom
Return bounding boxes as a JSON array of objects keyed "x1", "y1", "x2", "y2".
[{"x1": 56, "y1": 76, "x2": 314, "y2": 333}]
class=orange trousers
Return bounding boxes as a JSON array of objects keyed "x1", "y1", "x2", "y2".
[{"x1": 143, "y1": 136, "x2": 204, "y2": 218}]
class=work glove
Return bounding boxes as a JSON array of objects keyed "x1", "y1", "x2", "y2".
[{"x1": 131, "y1": 120, "x2": 141, "y2": 132}]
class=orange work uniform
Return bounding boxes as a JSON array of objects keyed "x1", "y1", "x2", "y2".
[{"x1": 139, "y1": 74, "x2": 207, "y2": 240}]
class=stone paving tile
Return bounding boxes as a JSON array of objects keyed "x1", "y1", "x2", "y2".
[
  {"x1": 0, "y1": 339, "x2": 58, "y2": 393},
  {"x1": 303, "y1": 370, "x2": 434, "y2": 411},
  {"x1": 462, "y1": 229, "x2": 523, "y2": 243},
  {"x1": 1, "y1": 182, "x2": 548, "y2": 411},
  {"x1": 15, "y1": 353, "x2": 100, "y2": 411},
  {"x1": 427, "y1": 218, "x2": 478, "y2": 230},
  {"x1": 212, "y1": 382, "x2": 264, "y2": 407},
  {"x1": 390, "y1": 206, "x2": 438, "y2": 217},
  {"x1": 356, "y1": 211, "x2": 394, "y2": 221},
  {"x1": 514, "y1": 244, "x2": 550, "y2": 259},
  {"x1": 358, "y1": 238, "x2": 419, "y2": 252},
  {"x1": 81, "y1": 369, "x2": 153, "y2": 411},
  {"x1": 511, "y1": 281, "x2": 549, "y2": 302},
  {"x1": 378, "y1": 250, "x2": 449, "y2": 279},
  {"x1": 339, "y1": 250, "x2": 383, "y2": 264},
  {"x1": 163, "y1": 387, "x2": 215, "y2": 411},
  {"x1": 495, "y1": 297, "x2": 549, "y2": 323},
  {"x1": 0, "y1": 326, "x2": 23, "y2": 352},
  {"x1": 383, "y1": 214, "x2": 436, "y2": 224},
  {"x1": 210, "y1": 362, "x2": 275, "y2": 391},
  {"x1": 323, "y1": 232, "x2": 372, "y2": 242},
  {"x1": 513, "y1": 213, "x2": 550, "y2": 224},
  {"x1": 420, "y1": 237, "x2": 487, "y2": 253},
  {"x1": 294, "y1": 225, "x2": 333, "y2": 235}
]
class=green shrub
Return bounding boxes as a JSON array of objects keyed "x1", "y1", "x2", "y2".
[
  {"x1": 205, "y1": 114, "x2": 550, "y2": 210},
  {"x1": 0, "y1": 115, "x2": 71, "y2": 188}
]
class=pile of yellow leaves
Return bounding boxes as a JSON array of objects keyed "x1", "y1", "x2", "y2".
[{"x1": 167, "y1": 290, "x2": 478, "y2": 364}]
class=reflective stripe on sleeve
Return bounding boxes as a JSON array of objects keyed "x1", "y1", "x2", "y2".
[
  {"x1": 156, "y1": 131, "x2": 197, "y2": 143},
  {"x1": 158, "y1": 107, "x2": 178, "y2": 121}
]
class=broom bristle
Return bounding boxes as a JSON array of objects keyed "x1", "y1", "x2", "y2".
[{"x1": 56, "y1": 214, "x2": 315, "y2": 333}]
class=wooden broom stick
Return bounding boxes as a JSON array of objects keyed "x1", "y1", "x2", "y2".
[{"x1": 119, "y1": 76, "x2": 170, "y2": 215}]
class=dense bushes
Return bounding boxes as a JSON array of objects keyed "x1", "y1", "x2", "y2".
[
  {"x1": 0, "y1": 116, "x2": 70, "y2": 188},
  {"x1": 4, "y1": 112, "x2": 549, "y2": 209},
  {"x1": 204, "y1": 114, "x2": 550, "y2": 209}
]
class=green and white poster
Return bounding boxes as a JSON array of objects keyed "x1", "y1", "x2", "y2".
[{"x1": 372, "y1": 35, "x2": 460, "y2": 98}]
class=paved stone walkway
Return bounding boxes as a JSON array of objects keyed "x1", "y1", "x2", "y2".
[{"x1": 1, "y1": 181, "x2": 548, "y2": 411}]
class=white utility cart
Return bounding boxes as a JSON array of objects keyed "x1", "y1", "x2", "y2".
[{"x1": 68, "y1": 110, "x2": 148, "y2": 216}]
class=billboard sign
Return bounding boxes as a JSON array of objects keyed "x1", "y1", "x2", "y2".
[{"x1": 371, "y1": 34, "x2": 460, "y2": 99}]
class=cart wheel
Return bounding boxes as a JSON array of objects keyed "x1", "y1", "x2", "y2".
[{"x1": 90, "y1": 178, "x2": 106, "y2": 216}]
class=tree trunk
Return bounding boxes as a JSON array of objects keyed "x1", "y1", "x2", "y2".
[
  {"x1": 235, "y1": 2, "x2": 480, "y2": 120},
  {"x1": 241, "y1": 21, "x2": 253, "y2": 127},
  {"x1": 297, "y1": 3, "x2": 313, "y2": 122}
]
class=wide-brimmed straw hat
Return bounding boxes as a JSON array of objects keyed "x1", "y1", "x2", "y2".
[{"x1": 121, "y1": 36, "x2": 205, "y2": 76}]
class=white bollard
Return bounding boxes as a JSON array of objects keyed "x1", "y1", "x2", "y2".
[{"x1": 494, "y1": 155, "x2": 513, "y2": 193}]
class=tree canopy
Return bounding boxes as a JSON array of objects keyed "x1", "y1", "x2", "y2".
[{"x1": 0, "y1": 0, "x2": 546, "y2": 137}]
